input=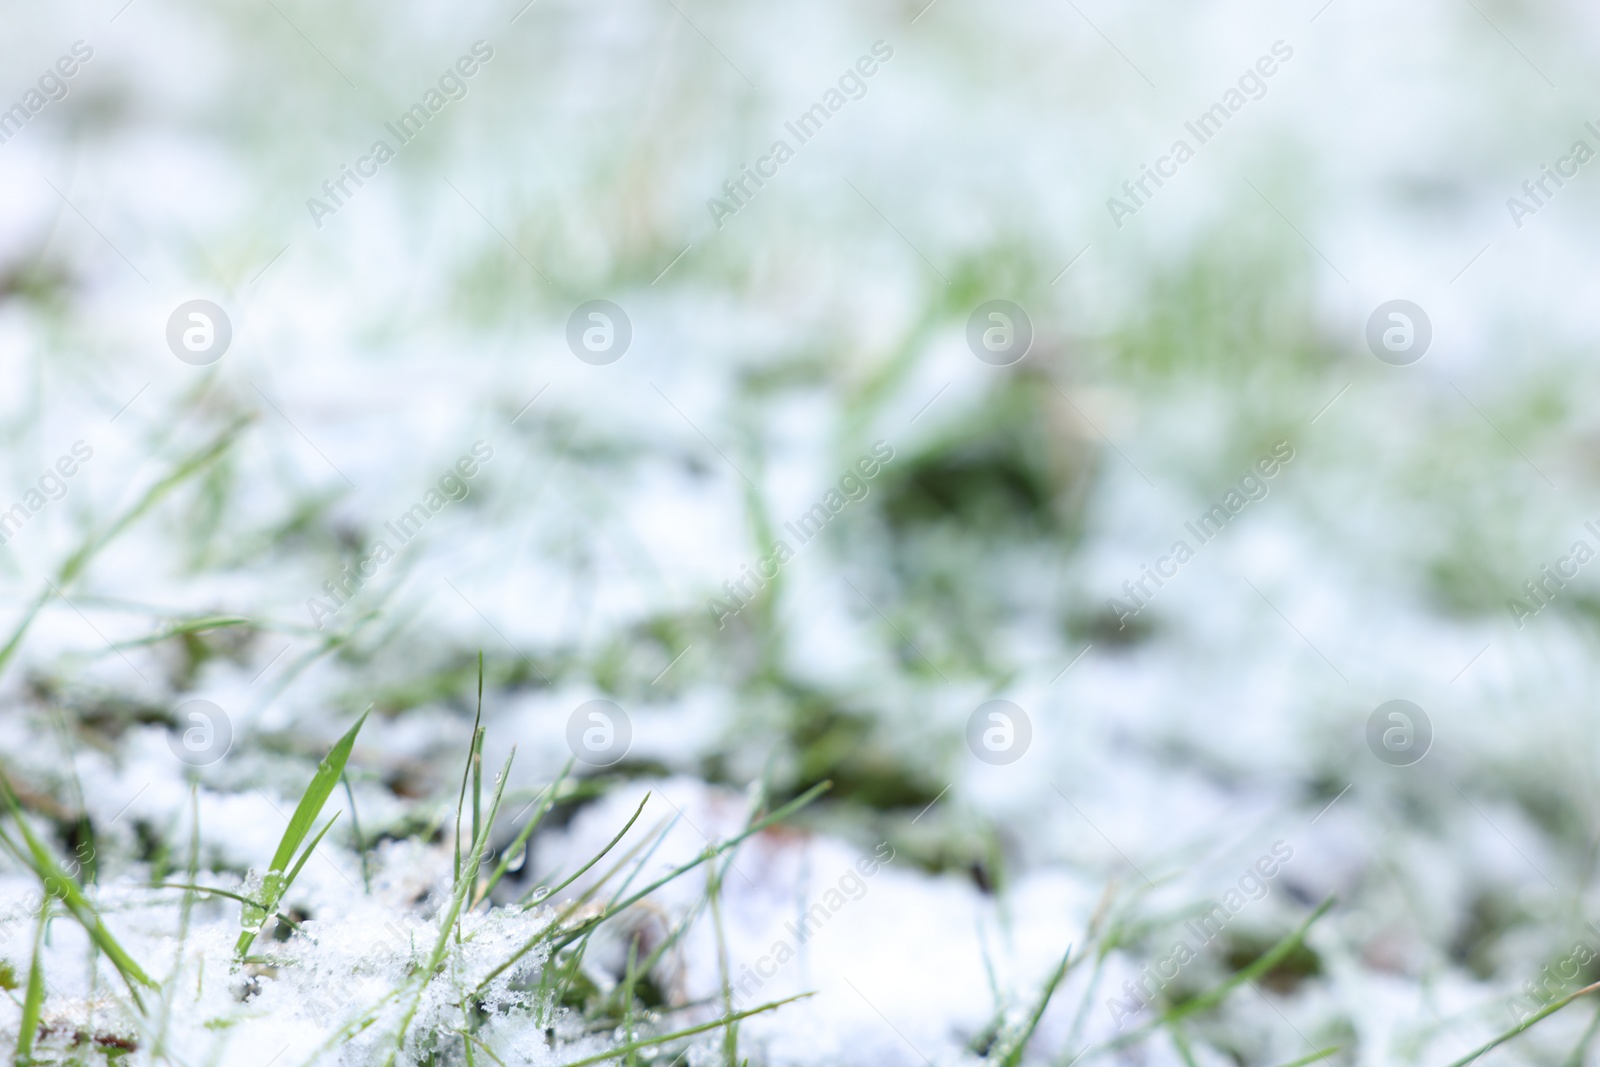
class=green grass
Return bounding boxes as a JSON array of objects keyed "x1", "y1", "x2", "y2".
[
  {"x1": 0, "y1": 703, "x2": 831, "y2": 1065},
  {"x1": 0, "y1": 206, "x2": 1584, "y2": 1067},
  {"x1": 994, "y1": 947, "x2": 1073, "y2": 1067},
  {"x1": 0, "y1": 773, "x2": 156, "y2": 1007},
  {"x1": 0, "y1": 418, "x2": 251, "y2": 680},
  {"x1": 1443, "y1": 980, "x2": 1600, "y2": 1067},
  {"x1": 236, "y1": 709, "x2": 368, "y2": 959},
  {"x1": 14, "y1": 893, "x2": 48, "y2": 1066}
]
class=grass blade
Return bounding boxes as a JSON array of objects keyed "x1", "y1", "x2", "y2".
[
  {"x1": 1561, "y1": 1001, "x2": 1600, "y2": 1067},
  {"x1": 1269, "y1": 1049, "x2": 1338, "y2": 1067},
  {"x1": 342, "y1": 770, "x2": 371, "y2": 893},
  {"x1": 481, "y1": 783, "x2": 830, "y2": 1000},
  {"x1": 1105, "y1": 896, "x2": 1335, "y2": 1055},
  {"x1": 554, "y1": 993, "x2": 813, "y2": 1067},
  {"x1": 621, "y1": 936, "x2": 641, "y2": 1067},
  {"x1": 460, "y1": 1031, "x2": 506, "y2": 1067},
  {"x1": 0, "y1": 776, "x2": 155, "y2": 1001},
  {"x1": 0, "y1": 418, "x2": 250, "y2": 680},
  {"x1": 517, "y1": 790, "x2": 648, "y2": 909},
  {"x1": 236, "y1": 710, "x2": 367, "y2": 957},
  {"x1": 455, "y1": 657, "x2": 485, "y2": 893},
  {"x1": 550, "y1": 780, "x2": 831, "y2": 951},
  {"x1": 1168, "y1": 1024, "x2": 1202, "y2": 1067},
  {"x1": 154, "y1": 787, "x2": 203, "y2": 1059},
  {"x1": 472, "y1": 652, "x2": 484, "y2": 863},
  {"x1": 153, "y1": 883, "x2": 312, "y2": 947},
  {"x1": 1444, "y1": 980, "x2": 1600, "y2": 1067},
  {"x1": 998, "y1": 946, "x2": 1073, "y2": 1067},
  {"x1": 707, "y1": 858, "x2": 736, "y2": 1067},
  {"x1": 282, "y1": 813, "x2": 341, "y2": 891},
  {"x1": 1166, "y1": 897, "x2": 1333, "y2": 1025},
  {"x1": 476, "y1": 756, "x2": 576, "y2": 908},
  {"x1": 269, "y1": 713, "x2": 367, "y2": 874},
  {"x1": 385, "y1": 746, "x2": 516, "y2": 1066},
  {"x1": 15, "y1": 894, "x2": 48, "y2": 1066},
  {"x1": 106, "y1": 615, "x2": 253, "y2": 651}
]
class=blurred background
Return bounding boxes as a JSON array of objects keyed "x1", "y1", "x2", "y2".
[{"x1": 3, "y1": 0, "x2": 1600, "y2": 1063}]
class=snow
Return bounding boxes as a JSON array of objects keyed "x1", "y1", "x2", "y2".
[{"x1": 3, "y1": 0, "x2": 1600, "y2": 1063}]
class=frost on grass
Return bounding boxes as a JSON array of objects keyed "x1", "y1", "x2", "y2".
[
  {"x1": 0, "y1": 754, "x2": 824, "y2": 1067},
  {"x1": 5, "y1": 2, "x2": 1600, "y2": 1060},
  {"x1": 0, "y1": 842, "x2": 566, "y2": 1066}
]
